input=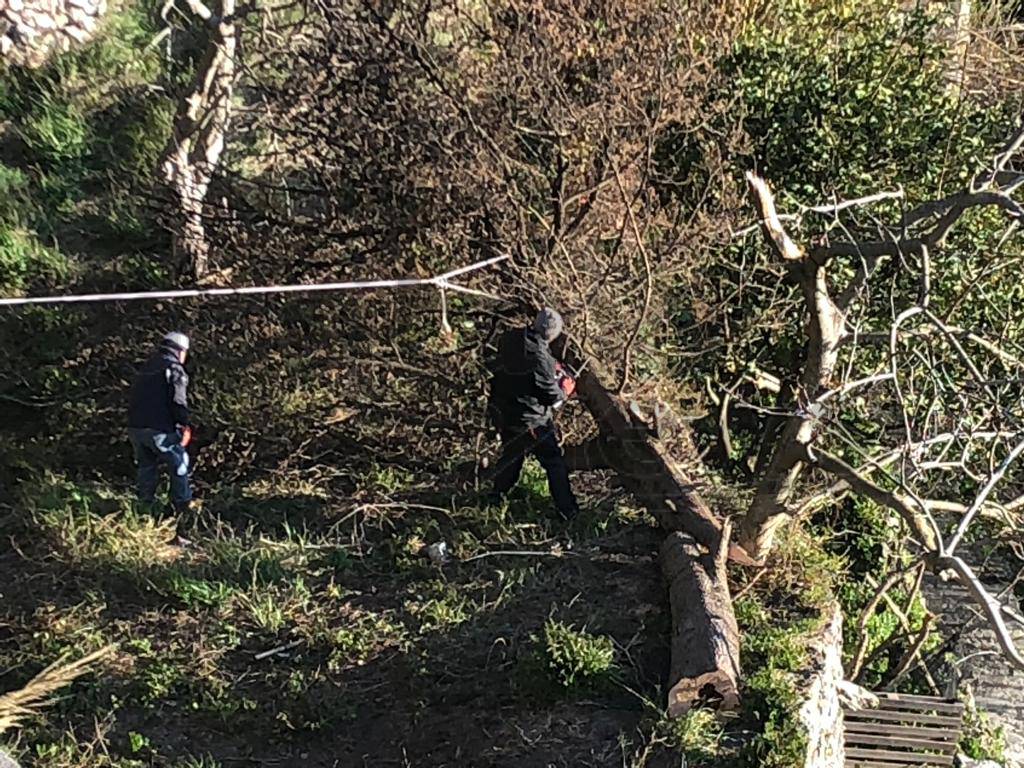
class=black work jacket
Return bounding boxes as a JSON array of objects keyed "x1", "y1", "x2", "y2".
[
  {"x1": 488, "y1": 327, "x2": 564, "y2": 430},
  {"x1": 127, "y1": 347, "x2": 190, "y2": 432}
]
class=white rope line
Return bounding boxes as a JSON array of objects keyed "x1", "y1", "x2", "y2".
[{"x1": 0, "y1": 254, "x2": 510, "y2": 307}]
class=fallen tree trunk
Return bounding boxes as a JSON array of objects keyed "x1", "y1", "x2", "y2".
[
  {"x1": 662, "y1": 530, "x2": 741, "y2": 714},
  {"x1": 562, "y1": 350, "x2": 745, "y2": 714},
  {"x1": 568, "y1": 361, "x2": 723, "y2": 546}
]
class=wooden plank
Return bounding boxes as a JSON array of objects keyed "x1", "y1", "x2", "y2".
[
  {"x1": 847, "y1": 761, "x2": 951, "y2": 768},
  {"x1": 873, "y1": 696, "x2": 964, "y2": 716},
  {"x1": 844, "y1": 732, "x2": 958, "y2": 753},
  {"x1": 845, "y1": 709, "x2": 964, "y2": 727},
  {"x1": 872, "y1": 696, "x2": 958, "y2": 708},
  {"x1": 846, "y1": 748, "x2": 954, "y2": 766},
  {"x1": 872, "y1": 702, "x2": 963, "y2": 717},
  {"x1": 844, "y1": 721, "x2": 959, "y2": 742}
]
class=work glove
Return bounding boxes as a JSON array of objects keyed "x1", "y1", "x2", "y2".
[{"x1": 178, "y1": 425, "x2": 193, "y2": 448}]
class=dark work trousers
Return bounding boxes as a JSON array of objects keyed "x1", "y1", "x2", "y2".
[
  {"x1": 493, "y1": 421, "x2": 579, "y2": 519},
  {"x1": 128, "y1": 427, "x2": 192, "y2": 508}
]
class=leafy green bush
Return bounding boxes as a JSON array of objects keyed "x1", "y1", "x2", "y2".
[
  {"x1": 728, "y1": 524, "x2": 843, "y2": 766},
  {"x1": 960, "y1": 700, "x2": 1007, "y2": 763},
  {"x1": 737, "y1": 612, "x2": 811, "y2": 674},
  {"x1": 725, "y1": 0, "x2": 1010, "y2": 200},
  {"x1": 738, "y1": 667, "x2": 808, "y2": 768},
  {"x1": 672, "y1": 0, "x2": 1021, "y2": 459},
  {"x1": 537, "y1": 619, "x2": 617, "y2": 689}
]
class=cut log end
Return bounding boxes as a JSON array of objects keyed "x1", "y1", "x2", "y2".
[{"x1": 667, "y1": 669, "x2": 741, "y2": 717}]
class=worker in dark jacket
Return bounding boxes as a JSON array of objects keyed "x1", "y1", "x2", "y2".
[
  {"x1": 488, "y1": 308, "x2": 579, "y2": 520},
  {"x1": 127, "y1": 332, "x2": 194, "y2": 513}
]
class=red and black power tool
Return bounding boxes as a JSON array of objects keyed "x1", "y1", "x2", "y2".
[
  {"x1": 177, "y1": 424, "x2": 193, "y2": 448},
  {"x1": 555, "y1": 363, "x2": 577, "y2": 399}
]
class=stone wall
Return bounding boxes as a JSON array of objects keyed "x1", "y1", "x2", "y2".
[
  {"x1": 925, "y1": 568, "x2": 1024, "y2": 768},
  {"x1": 1, "y1": 0, "x2": 107, "y2": 68},
  {"x1": 796, "y1": 603, "x2": 845, "y2": 768}
]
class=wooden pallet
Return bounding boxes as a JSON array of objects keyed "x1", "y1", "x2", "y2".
[{"x1": 844, "y1": 692, "x2": 964, "y2": 768}]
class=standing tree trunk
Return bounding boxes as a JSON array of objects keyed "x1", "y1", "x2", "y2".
[
  {"x1": 730, "y1": 130, "x2": 1024, "y2": 673},
  {"x1": 161, "y1": 0, "x2": 237, "y2": 281},
  {"x1": 736, "y1": 175, "x2": 846, "y2": 561}
]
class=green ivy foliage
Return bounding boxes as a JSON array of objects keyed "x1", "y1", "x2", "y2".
[{"x1": 725, "y1": 0, "x2": 1011, "y2": 202}]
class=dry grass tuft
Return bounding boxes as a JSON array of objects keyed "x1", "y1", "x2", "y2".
[{"x1": 0, "y1": 645, "x2": 116, "y2": 735}]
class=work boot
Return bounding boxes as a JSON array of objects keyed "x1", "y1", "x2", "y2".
[
  {"x1": 170, "y1": 499, "x2": 200, "y2": 548},
  {"x1": 171, "y1": 498, "x2": 202, "y2": 518}
]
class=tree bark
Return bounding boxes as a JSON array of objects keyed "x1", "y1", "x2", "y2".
[
  {"x1": 661, "y1": 531, "x2": 741, "y2": 715},
  {"x1": 562, "y1": 435, "x2": 611, "y2": 472},
  {"x1": 161, "y1": 0, "x2": 237, "y2": 281},
  {"x1": 737, "y1": 175, "x2": 846, "y2": 561},
  {"x1": 569, "y1": 359, "x2": 723, "y2": 548}
]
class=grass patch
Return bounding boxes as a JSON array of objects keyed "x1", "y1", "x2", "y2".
[
  {"x1": 315, "y1": 611, "x2": 411, "y2": 671},
  {"x1": 365, "y1": 463, "x2": 416, "y2": 495},
  {"x1": 30, "y1": 734, "x2": 145, "y2": 767},
  {"x1": 171, "y1": 756, "x2": 224, "y2": 768},
  {"x1": 157, "y1": 571, "x2": 237, "y2": 609},
  {"x1": 404, "y1": 581, "x2": 471, "y2": 633},
  {"x1": 0, "y1": 226, "x2": 68, "y2": 294},
  {"x1": 28, "y1": 474, "x2": 179, "y2": 576},
  {"x1": 534, "y1": 619, "x2": 617, "y2": 691},
  {"x1": 19, "y1": 96, "x2": 90, "y2": 166},
  {"x1": 664, "y1": 708, "x2": 725, "y2": 763}
]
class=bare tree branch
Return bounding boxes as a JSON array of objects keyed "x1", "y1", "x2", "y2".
[
  {"x1": 933, "y1": 553, "x2": 1024, "y2": 670},
  {"x1": 745, "y1": 172, "x2": 805, "y2": 261},
  {"x1": 807, "y1": 446, "x2": 940, "y2": 551},
  {"x1": 946, "y1": 436, "x2": 1024, "y2": 555}
]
